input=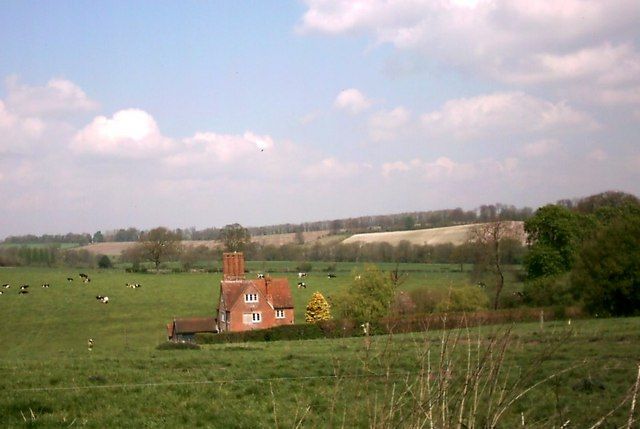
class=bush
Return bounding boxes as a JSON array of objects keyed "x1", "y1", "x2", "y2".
[
  {"x1": 523, "y1": 275, "x2": 574, "y2": 307},
  {"x1": 435, "y1": 286, "x2": 490, "y2": 312},
  {"x1": 97, "y1": 254, "x2": 112, "y2": 269},
  {"x1": 296, "y1": 261, "x2": 313, "y2": 272},
  {"x1": 409, "y1": 288, "x2": 448, "y2": 313}
]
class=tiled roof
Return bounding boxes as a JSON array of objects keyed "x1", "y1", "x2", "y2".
[
  {"x1": 220, "y1": 277, "x2": 293, "y2": 310},
  {"x1": 173, "y1": 317, "x2": 217, "y2": 334}
]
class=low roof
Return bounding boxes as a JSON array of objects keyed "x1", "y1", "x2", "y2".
[
  {"x1": 220, "y1": 278, "x2": 294, "y2": 310},
  {"x1": 173, "y1": 317, "x2": 217, "y2": 334}
]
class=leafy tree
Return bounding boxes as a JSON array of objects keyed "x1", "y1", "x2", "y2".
[
  {"x1": 524, "y1": 205, "x2": 582, "y2": 279},
  {"x1": 93, "y1": 231, "x2": 104, "y2": 243},
  {"x1": 97, "y1": 254, "x2": 112, "y2": 269},
  {"x1": 139, "y1": 227, "x2": 182, "y2": 270},
  {"x1": 571, "y1": 207, "x2": 640, "y2": 316},
  {"x1": 305, "y1": 292, "x2": 332, "y2": 324},
  {"x1": 221, "y1": 223, "x2": 251, "y2": 252},
  {"x1": 335, "y1": 264, "x2": 396, "y2": 321}
]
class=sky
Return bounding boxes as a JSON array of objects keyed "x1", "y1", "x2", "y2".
[{"x1": 1, "y1": 0, "x2": 639, "y2": 238}]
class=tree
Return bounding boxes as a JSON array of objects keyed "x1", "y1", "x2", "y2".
[
  {"x1": 97, "y1": 254, "x2": 112, "y2": 269},
  {"x1": 305, "y1": 292, "x2": 332, "y2": 324},
  {"x1": 335, "y1": 264, "x2": 396, "y2": 321},
  {"x1": 469, "y1": 221, "x2": 523, "y2": 310},
  {"x1": 93, "y1": 231, "x2": 104, "y2": 243},
  {"x1": 139, "y1": 227, "x2": 182, "y2": 270},
  {"x1": 221, "y1": 223, "x2": 251, "y2": 252},
  {"x1": 524, "y1": 204, "x2": 583, "y2": 279},
  {"x1": 571, "y1": 205, "x2": 640, "y2": 316}
]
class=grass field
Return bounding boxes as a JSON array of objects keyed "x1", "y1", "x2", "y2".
[{"x1": 1, "y1": 265, "x2": 638, "y2": 427}]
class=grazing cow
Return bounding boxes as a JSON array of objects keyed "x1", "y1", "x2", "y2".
[
  {"x1": 96, "y1": 295, "x2": 109, "y2": 304},
  {"x1": 2, "y1": 283, "x2": 9, "y2": 288},
  {"x1": 67, "y1": 277, "x2": 74, "y2": 282},
  {"x1": 126, "y1": 283, "x2": 141, "y2": 289},
  {"x1": 19, "y1": 289, "x2": 29, "y2": 294},
  {"x1": 83, "y1": 277, "x2": 91, "y2": 284},
  {"x1": 297, "y1": 282, "x2": 307, "y2": 289},
  {"x1": 0, "y1": 291, "x2": 3, "y2": 295},
  {"x1": 327, "y1": 273, "x2": 337, "y2": 279},
  {"x1": 88, "y1": 338, "x2": 94, "y2": 351},
  {"x1": 20, "y1": 285, "x2": 29, "y2": 290},
  {"x1": 477, "y1": 282, "x2": 486, "y2": 289},
  {"x1": 79, "y1": 273, "x2": 88, "y2": 279},
  {"x1": 42, "y1": 283, "x2": 50, "y2": 288},
  {"x1": 298, "y1": 272, "x2": 307, "y2": 278},
  {"x1": 257, "y1": 273, "x2": 265, "y2": 279}
]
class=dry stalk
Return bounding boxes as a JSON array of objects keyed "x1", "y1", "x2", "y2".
[{"x1": 625, "y1": 363, "x2": 640, "y2": 429}]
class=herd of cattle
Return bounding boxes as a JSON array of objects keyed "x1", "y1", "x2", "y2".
[
  {"x1": 256, "y1": 271, "x2": 338, "y2": 289},
  {"x1": 0, "y1": 273, "x2": 141, "y2": 304}
]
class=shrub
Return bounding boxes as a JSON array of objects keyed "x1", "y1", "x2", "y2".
[
  {"x1": 409, "y1": 288, "x2": 448, "y2": 313},
  {"x1": 435, "y1": 286, "x2": 490, "y2": 312},
  {"x1": 296, "y1": 261, "x2": 313, "y2": 272},
  {"x1": 523, "y1": 275, "x2": 574, "y2": 307},
  {"x1": 97, "y1": 254, "x2": 112, "y2": 269},
  {"x1": 305, "y1": 292, "x2": 332, "y2": 323}
]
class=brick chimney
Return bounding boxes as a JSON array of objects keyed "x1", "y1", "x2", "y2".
[{"x1": 222, "y1": 252, "x2": 245, "y2": 280}]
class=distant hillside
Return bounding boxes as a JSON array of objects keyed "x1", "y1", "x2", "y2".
[
  {"x1": 341, "y1": 222, "x2": 525, "y2": 247},
  {"x1": 77, "y1": 230, "x2": 331, "y2": 256}
]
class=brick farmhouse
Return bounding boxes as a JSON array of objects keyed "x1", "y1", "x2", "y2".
[{"x1": 217, "y1": 252, "x2": 294, "y2": 332}]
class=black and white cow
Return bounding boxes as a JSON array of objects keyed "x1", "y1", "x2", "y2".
[
  {"x1": 42, "y1": 283, "x2": 50, "y2": 288},
  {"x1": 67, "y1": 277, "x2": 74, "y2": 282},
  {"x1": 257, "y1": 273, "x2": 265, "y2": 279},
  {"x1": 327, "y1": 273, "x2": 337, "y2": 278},
  {"x1": 96, "y1": 295, "x2": 109, "y2": 304},
  {"x1": 297, "y1": 282, "x2": 307, "y2": 289},
  {"x1": 2, "y1": 283, "x2": 10, "y2": 289},
  {"x1": 20, "y1": 284, "x2": 29, "y2": 290},
  {"x1": 298, "y1": 272, "x2": 307, "y2": 278}
]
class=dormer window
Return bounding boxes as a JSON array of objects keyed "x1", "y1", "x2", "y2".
[{"x1": 244, "y1": 293, "x2": 258, "y2": 303}]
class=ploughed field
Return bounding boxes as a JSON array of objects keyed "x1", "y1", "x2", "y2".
[{"x1": 1, "y1": 265, "x2": 638, "y2": 427}]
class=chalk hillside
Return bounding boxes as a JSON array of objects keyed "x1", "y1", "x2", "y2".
[{"x1": 341, "y1": 221, "x2": 525, "y2": 246}]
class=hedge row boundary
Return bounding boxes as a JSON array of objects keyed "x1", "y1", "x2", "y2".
[{"x1": 196, "y1": 306, "x2": 584, "y2": 344}]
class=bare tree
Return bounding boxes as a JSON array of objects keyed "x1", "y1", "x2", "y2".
[
  {"x1": 140, "y1": 227, "x2": 182, "y2": 271},
  {"x1": 469, "y1": 221, "x2": 524, "y2": 310}
]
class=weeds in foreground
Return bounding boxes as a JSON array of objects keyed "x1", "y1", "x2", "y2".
[{"x1": 290, "y1": 317, "x2": 640, "y2": 428}]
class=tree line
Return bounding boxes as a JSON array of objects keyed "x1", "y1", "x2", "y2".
[{"x1": 2, "y1": 203, "x2": 534, "y2": 244}]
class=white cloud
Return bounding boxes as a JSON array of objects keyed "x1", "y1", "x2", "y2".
[
  {"x1": 382, "y1": 156, "x2": 519, "y2": 182},
  {"x1": 167, "y1": 131, "x2": 274, "y2": 166},
  {"x1": 0, "y1": 100, "x2": 45, "y2": 153},
  {"x1": 522, "y1": 139, "x2": 559, "y2": 158},
  {"x1": 421, "y1": 92, "x2": 597, "y2": 141},
  {"x1": 5, "y1": 76, "x2": 98, "y2": 117},
  {"x1": 334, "y1": 88, "x2": 372, "y2": 114},
  {"x1": 299, "y1": 1, "x2": 640, "y2": 104},
  {"x1": 369, "y1": 106, "x2": 410, "y2": 141},
  {"x1": 303, "y1": 157, "x2": 364, "y2": 179},
  {"x1": 71, "y1": 109, "x2": 173, "y2": 158}
]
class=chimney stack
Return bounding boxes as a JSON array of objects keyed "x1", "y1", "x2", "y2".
[{"x1": 222, "y1": 252, "x2": 245, "y2": 280}]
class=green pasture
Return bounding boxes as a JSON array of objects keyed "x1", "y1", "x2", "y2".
[{"x1": 5, "y1": 265, "x2": 634, "y2": 427}]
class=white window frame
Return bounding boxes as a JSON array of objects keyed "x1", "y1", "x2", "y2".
[
  {"x1": 252, "y1": 312, "x2": 261, "y2": 323},
  {"x1": 275, "y1": 309, "x2": 285, "y2": 319},
  {"x1": 244, "y1": 293, "x2": 258, "y2": 303}
]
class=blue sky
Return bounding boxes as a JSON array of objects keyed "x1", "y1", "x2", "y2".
[{"x1": 1, "y1": 1, "x2": 639, "y2": 237}]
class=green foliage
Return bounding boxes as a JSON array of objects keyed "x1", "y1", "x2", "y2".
[
  {"x1": 571, "y1": 210, "x2": 640, "y2": 316},
  {"x1": 97, "y1": 254, "x2": 113, "y2": 269},
  {"x1": 334, "y1": 264, "x2": 396, "y2": 322},
  {"x1": 435, "y1": 286, "x2": 490, "y2": 312},
  {"x1": 305, "y1": 292, "x2": 332, "y2": 323},
  {"x1": 524, "y1": 204, "x2": 582, "y2": 278},
  {"x1": 523, "y1": 275, "x2": 574, "y2": 307}
]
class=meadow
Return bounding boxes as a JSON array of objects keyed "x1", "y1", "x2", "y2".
[{"x1": 1, "y1": 265, "x2": 638, "y2": 427}]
